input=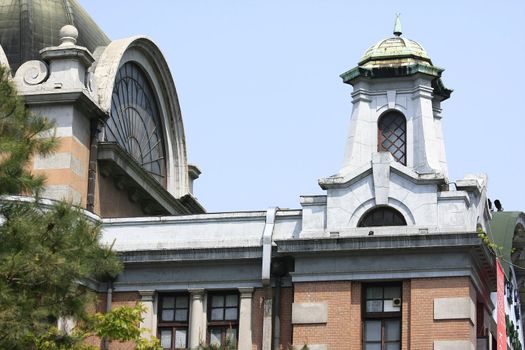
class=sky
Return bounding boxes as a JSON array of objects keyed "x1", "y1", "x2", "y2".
[{"x1": 81, "y1": 0, "x2": 525, "y2": 213}]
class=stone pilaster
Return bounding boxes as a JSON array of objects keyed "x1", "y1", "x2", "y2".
[
  {"x1": 189, "y1": 288, "x2": 206, "y2": 349},
  {"x1": 262, "y1": 287, "x2": 273, "y2": 350},
  {"x1": 238, "y1": 288, "x2": 254, "y2": 350},
  {"x1": 139, "y1": 290, "x2": 157, "y2": 338}
]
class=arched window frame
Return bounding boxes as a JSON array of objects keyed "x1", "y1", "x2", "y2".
[
  {"x1": 378, "y1": 111, "x2": 407, "y2": 165},
  {"x1": 357, "y1": 206, "x2": 407, "y2": 227}
]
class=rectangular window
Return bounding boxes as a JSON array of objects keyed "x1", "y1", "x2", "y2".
[
  {"x1": 207, "y1": 292, "x2": 239, "y2": 348},
  {"x1": 363, "y1": 284, "x2": 402, "y2": 350},
  {"x1": 158, "y1": 294, "x2": 190, "y2": 350}
]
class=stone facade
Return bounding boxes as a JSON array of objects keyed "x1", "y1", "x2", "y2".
[{"x1": 2, "y1": 2, "x2": 524, "y2": 350}]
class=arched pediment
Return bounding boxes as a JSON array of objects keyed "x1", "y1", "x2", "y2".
[{"x1": 94, "y1": 37, "x2": 189, "y2": 198}]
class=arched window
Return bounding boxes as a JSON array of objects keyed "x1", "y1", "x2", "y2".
[
  {"x1": 358, "y1": 206, "x2": 407, "y2": 227},
  {"x1": 378, "y1": 111, "x2": 406, "y2": 165}
]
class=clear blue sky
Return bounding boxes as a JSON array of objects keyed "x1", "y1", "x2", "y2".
[{"x1": 81, "y1": 0, "x2": 525, "y2": 213}]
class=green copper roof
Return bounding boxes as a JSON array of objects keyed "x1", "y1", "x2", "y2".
[
  {"x1": 359, "y1": 36, "x2": 432, "y2": 68},
  {"x1": 340, "y1": 16, "x2": 453, "y2": 100},
  {"x1": 0, "y1": 0, "x2": 110, "y2": 73},
  {"x1": 488, "y1": 211, "x2": 525, "y2": 276},
  {"x1": 357, "y1": 15, "x2": 432, "y2": 69}
]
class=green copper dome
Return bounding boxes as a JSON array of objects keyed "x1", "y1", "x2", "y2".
[
  {"x1": 0, "y1": 0, "x2": 110, "y2": 73},
  {"x1": 340, "y1": 15, "x2": 452, "y2": 101},
  {"x1": 359, "y1": 36, "x2": 432, "y2": 68},
  {"x1": 358, "y1": 15, "x2": 432, "y2": 68}
]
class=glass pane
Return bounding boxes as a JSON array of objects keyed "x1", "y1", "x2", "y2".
[
  {"x1": 226, "y1": 328, "x2": 237, "y2": 346},
  {"x1": 210, "y1": 328, "x2": 222, "y2": 346},
  {"x1": 163, "y1": 297, "x2": 175, "y2": 309},
  {"x1": 225, "y1": 294, "x2": 238, "y2": 307},
  {"x1": 162, "y1": 309, "x2": 174, "y2": 321},
  {"x1": 366, "y1": 300, "x2": 383, "y2": 313},
  {"x1": 175, "y1": 329, "x2": 187, "y2": 348},
  {"x1": 384, "y1": 286, "x2": 401, "y2": 298},
  {"x1": 176, "y1": 296, "x2": 189, "y2": 308},
  {"x1": 366, "y1": 287, "x2": 382, "y2": 299},
  {"x1": 385, "y1": 319, "x2": 401, "y2": 341},
  {"x1": 365, "y1": 320, "x2": 381, "y2": 341},
  {"x1": 212, "y1": 295, "x2": 224, "y2": 307},
  {"x1": 175, "y1": 309, "x2": 188, "y2": 321},
  {"x1": 225, "y1": 307, "x2": 238, "y2": 320},
  {"x1": 384, "y1": 300, "x2": 400, "y2": 312},
  {"x1": 386, "y1": 343, "x2": 401, "y2": 350},
  {"x1": 211, "y1": 308, "x2": 224, "y2": 321},
  {"x1": 365, "y1": 343, "x2": 381, "y2": 350},
  {"x1": 160, "y1": 329, "x2": 172, "y2": 349}
]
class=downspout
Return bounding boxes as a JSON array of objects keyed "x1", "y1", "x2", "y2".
[
  {"x1": 261, "y1": 207, "x2": 278, "y2": 350},
  {"x1": 262, "y1": 207, "x2": 278, "y2": 285},
  {"x1": 102, "y1": 281, "x2": 113, "y2": 350},
  {"x1": 86, "y1": 119, "x2": 101, "y2": 213}
]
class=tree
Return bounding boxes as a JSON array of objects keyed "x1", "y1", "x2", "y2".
[
  {"x1": 0, "y1": 64, "x2": 158, "y2": 349},
  {"x1": 0, "y1": 65, "x2": 57, "y2": 195},
  {"x1": 33, "y1": 303, "x2": 162, "y2": 350}
]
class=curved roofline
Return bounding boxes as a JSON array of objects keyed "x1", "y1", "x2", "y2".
[
  {"x1": 358, "y1": 35, "x2": 432, "y2": 68},
  {"x1": 489, "y1": 211, "x2": 525, "y2": 276},
  {"x1": 94, "y1": 36, "x2": 190, "y2": 198}
]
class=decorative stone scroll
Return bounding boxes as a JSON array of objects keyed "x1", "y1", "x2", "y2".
[{"x1": 15, "y1": 60, "x2": 49, "y2": 86}]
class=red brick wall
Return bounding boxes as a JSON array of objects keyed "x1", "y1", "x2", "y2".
[
  {"x1": 251, "y1": 286, "x2": 293, "y2": 350},
  {"x1": 85, "y1": 292, "x2": 142, "y2": 350},
  {"x1": 402, "y1": 280, "x2": 411, "y2": 350},
  {"x1": 251, "y1": 288, "x2": 265, "y2": 350},
  {"x1": 409, "y1": 277, "x2": 476, "y2": 350},
  {"x1": 109, "y1": 292, "x2": 142, "y2": 350},
  {"x1": 292, "y1": 281, "x2": 354, "y2": 350},
  {"x1": 290, "y1": 277, "x2": 476, "y2": 350}
]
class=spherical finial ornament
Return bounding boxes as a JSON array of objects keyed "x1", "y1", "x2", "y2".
[{"x1": 59, "y1": 25, "x2": 78, "y2": 46}]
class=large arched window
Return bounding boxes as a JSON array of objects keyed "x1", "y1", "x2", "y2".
[
  {"x1": 378, "y1": 111, "x2": 406, "y2": 165},
  {"x1": 358, "y1": 206, "x2": 407, "y2": 227},
  {"x1": 105, "y1": 62, "x2": 166, "y2": 185}
]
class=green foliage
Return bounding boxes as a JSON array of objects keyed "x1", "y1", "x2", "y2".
[
  {"x1": 90, "y1": 303, "x2": 144, "y2": 342},
  {"x1": 478, "y1": 228, "x2": 503, "y2": 258},
  {"x1": 198, "y1": 335, "x2": 236, "y2": 350},
  {"x1": 31, "y1": 304, "x2": 162, "y2": 350},
  {"x1": 85, "y1": 304, "x2": 162, "y2": 350},
  {"x1": 0, "y1": 201, "x2": 123, "y2": 349},
  {"x1": 0, "y1": 64, "x2": 57, "y2": 195},
  {"x1": 0, "y1": 63, "x2": 129, "y2": 349}
]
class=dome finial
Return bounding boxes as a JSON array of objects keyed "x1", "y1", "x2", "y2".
[
  {"x1": 59, "y1": 25, "x2": 78, "y2": 46},
  {"x1": 393, "y1": 13, "x2": 402, "y2": 36}
]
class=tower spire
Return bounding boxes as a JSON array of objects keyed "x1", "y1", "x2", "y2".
[{"x1": 393, "y1": 13, "x2": 402, "y2": 36}]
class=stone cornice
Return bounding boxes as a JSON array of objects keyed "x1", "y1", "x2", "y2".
[
  {"x1": 20, "y1": 89, "x2": 107, "y2": 120},
  {"x1": 97, "y1": 142, "x2": 193, "y2": 215}
]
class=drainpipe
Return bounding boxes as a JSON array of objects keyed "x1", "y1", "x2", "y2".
[
  {"x1": 86, "y1": 119, "x2": 101, "y2": 213},
  {"x1": 261, "y1": 207, "x2": 278, "y2": 350},
  {"x1": 102, "y1": 282, "x2": 113, "y2": 350},
  {"x1": 273, "y1": 276, "x2": 281, "y2": 350}
]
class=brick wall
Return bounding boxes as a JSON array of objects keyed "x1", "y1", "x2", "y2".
[
  {"x1": 290, "y1": 277, "x2": 476, "y2": 350},
  {"x1": 409, "y1": 277, "x2": 476, "y2": 350},
  {"x1": 85, "y1": 292, "x2": 142, "y2": 350},
  {"x1": 109, "y1": 292, "x2": 142, "y2": 350},
  {"x1": 293, "y1": 281, "x2": 355, "y2": 350},
  {"x1": 251, "y1": 286, "x2": 293, "y2": 350}
]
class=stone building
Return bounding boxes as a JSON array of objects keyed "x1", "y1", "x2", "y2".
[{"x1": 1, "y1": 1, "x2": 524, "y2": 349}]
